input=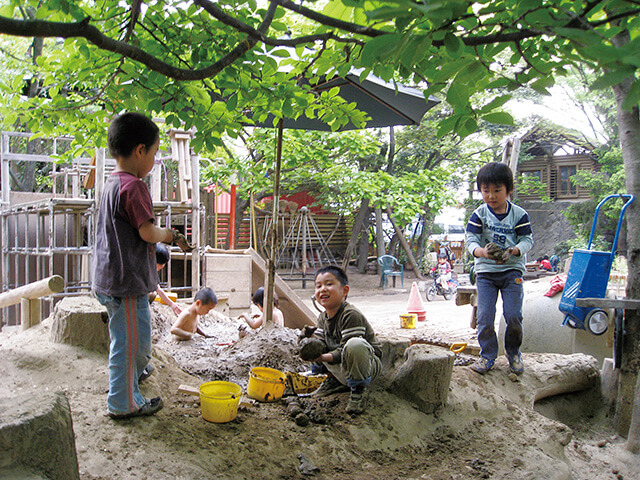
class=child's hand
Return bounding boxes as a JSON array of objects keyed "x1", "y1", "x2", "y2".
[
  {"x1": 171, "y1": 229, "x2": 195, "y2": 252},
  {"x1": 485, "y1": 242, "x2": 503, "y2": 259},
  {"x1": 500, "y1": 247, "x2": 514, "y2": 263},
  {"x1": 298, "y1": 325, "x2": 317, "y2": 340}
]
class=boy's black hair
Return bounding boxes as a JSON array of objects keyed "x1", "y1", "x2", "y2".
[
  {"x1": 155, "y1": 243, "x2": 170, "y2": 266},
  {"x1": 195, "y1": 287, "x2": 217, "y2": 306},
  {"x1": 476, "y1": 162, "x2": 514, "y2": 193},
  {"x1": 252, "y1": 286, "x2": 279, "y2": 308},
  {"x1": 108, "y1": 112, "x2": 160, "y2": 158},
  {"x1": 315, "y1": 265, "x2": 349, "y2": 286}
]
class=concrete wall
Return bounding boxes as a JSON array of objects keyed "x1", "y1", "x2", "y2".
[
  {"x1": 497, "y1": 276, "x2": 614, "y2": 367},
  {"x1": 519, "y1": 200, "x2": 578, "y2": 261}
]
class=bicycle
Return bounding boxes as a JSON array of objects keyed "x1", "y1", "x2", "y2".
[{"x1": 425, "y1": 271, "x2": 458, "y2": 302}]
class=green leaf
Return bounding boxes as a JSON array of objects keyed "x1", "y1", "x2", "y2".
[
  {"x1": 481, "y1": 112, "x2": 514, "y2": 125},
  {"x1": 270, "y1": 21, "x2": 288, "y2": 32},
  {"x1": 445, "y1": 81, "x2": 469, "y2": 107},
  {"x1": 444, "y1": 32, "x2": 463, "y2": 56},
  {"x1": 478, "y1": 95, "x2": 512, "y2": 114},
  {"x1": 436, "y1": 115, "x2": 458, "y2": 138},
  {"x1": 530, "y1": 76, "x2": 554, "y2": 95},
  {"x1": 282, "y1": 98, "x2": 294, "y2": 118},
  {"x1": 591, "y1": 67, "x2": 637, "y2": 90},
  {"x1": 269, "y1": 49, "x2": 291, "y2": 58},
  {"x1": 0, "y1": 5, "x2": 15, "y2": 16},
  {"x1": 622, "y1": 79, "x2": 640, "y2": 111},
  {"x1": 458, "y1": 116, "x2": 478, "y2": 138},
  {"x1": 360, "y1": 34, "x2": 402, "y2": 66},
  {"x1": 226, "y1": 93, "x2": 238, "y2": 112}
]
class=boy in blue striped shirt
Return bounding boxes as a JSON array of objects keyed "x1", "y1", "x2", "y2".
[{"x1": 466, "y1": 162, "x2": 533, "y2": 375}]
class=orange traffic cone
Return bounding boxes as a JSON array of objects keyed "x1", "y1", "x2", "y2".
[{"x1": 407, "y1": 281, "x2": 427, "y2": 322}]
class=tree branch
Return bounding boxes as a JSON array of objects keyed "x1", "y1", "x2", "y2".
[
  {"x1": 0, "y1": 2, "x2": 277, "y2": 81},
  {"x1": 194, "y1": 0, "x2": 363, "y2": 47},
  {"x1": 273, "y1": 0, "x2": 386, "y2": 37}
]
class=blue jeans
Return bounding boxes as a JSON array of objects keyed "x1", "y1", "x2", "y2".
[
  {"x1": 476, "y1": 270, "x2": 524, "y2": 361},
  {"x1": 95, "y1": 293, "x2": 152, "y2": 415}
]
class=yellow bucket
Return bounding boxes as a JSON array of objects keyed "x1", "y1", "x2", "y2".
[
  {"x1": 199, "y1": 381, "x2": 242, "y2": 423},
  {"x1": 286, "y1": 372, "x2": 327, "y2": 395},
  {"x1": 154, "y1": 292, "x2": 178, "y2": 305},
  {"x1": 247, "y1": 367, "x2": 286, "y2": 402},
  {"x1": 400, "y1": 313, "x2": 417, "y2": 329}
]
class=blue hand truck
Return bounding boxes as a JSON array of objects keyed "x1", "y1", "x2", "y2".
[{"x1": 558, "y1": 194, "x2": 635, "y2": 335}]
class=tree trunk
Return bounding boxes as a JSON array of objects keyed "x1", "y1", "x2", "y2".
[
  {"x1": 375, "y1": 207, "x2": 385, "y2": 274},
  {"x1": 357, "y1": 224, "x2": 369, "y2": 274},
  {"x1": 386, "y1": 207, "x2": 424, "y2": 280},
  {"x1": 626, "y1": 371, "x2": 640, "y2": 453},
  {"x1": 611, "y1": 28, "x2": 640, "y2": 439},
  {"x1": 341, "y1": 198, "x2": 370, "y2": 270}
]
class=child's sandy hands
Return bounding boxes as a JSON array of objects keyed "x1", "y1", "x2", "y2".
[
  {"x1": 500, "y1": 247, "x2": 514, "y2": 263},
  {"x1": 485, "y1": 242, "x2": 504, "y2": 261},
  {"x1": 298, "y1": 325, "x2": 318, "y2": 340},
  {"x1": 171, "y1": 229, "x2": 195, "y2": 252}
]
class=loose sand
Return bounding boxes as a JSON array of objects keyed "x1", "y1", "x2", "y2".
[{"x1": 1, "y1": 269, "x2": 639, "y2": 480}]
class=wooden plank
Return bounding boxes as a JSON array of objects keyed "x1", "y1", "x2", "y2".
[
  {"x1": 248, "y1": 248, "x2": 316, "y2": 329},
  {"x1": 178, "y1": 384, "x2": 200, "y2": 396},
  {"x1": 575, "y1": 298, "x2": 640, "y2": 309}
]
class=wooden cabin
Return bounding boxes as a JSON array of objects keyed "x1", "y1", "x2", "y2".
[{"x1": 514, "y1": 127, "x2": 599, "y2": 201}]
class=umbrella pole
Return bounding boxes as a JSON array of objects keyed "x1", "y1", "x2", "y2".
[{"x1": 266, "y1": 118, "x2": 284, "y2": 324}]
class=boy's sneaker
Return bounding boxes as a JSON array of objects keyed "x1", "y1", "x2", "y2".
[
  {"x1": 138, "y1": 364, "x2": 154, "y2": 383},
  {"x1": 346, "y1": 387, "x2": 368, "y2": 415},
  {"x1": 470, "y1": 357, "x2": 494, "y2": 374},
  {"x1": 108, "y1": 397, "x2": 164, "y2": 419},
  {"x1": 312, "y1": 376, "x2": 349, "y2": 397},
  {"x1": 507, "y1": 353, "x2": 524, "y2": 375}
]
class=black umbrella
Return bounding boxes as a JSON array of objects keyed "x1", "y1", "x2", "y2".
[
  {"x1": 256, "y1": 72, "x2": 439, "y2": 323},
  {"x1": 251, "y1": 71, "x2": 439, "y2": 131}
]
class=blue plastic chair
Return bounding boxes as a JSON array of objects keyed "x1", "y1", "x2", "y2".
[{"x1": 378, "y1": 255, "x2": 404, "y2": 289}]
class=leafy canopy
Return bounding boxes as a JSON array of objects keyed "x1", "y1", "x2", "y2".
[{"x1": 1, "y1": 0, "x2": 639, "y2": 149}]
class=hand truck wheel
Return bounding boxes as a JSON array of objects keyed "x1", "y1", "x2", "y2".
[{"x1": 585, "y1": 308, "x2": 609, "y2": 335}]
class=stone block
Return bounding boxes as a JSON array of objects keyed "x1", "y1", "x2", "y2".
[
  {"x1": 388, "y1": 344, "x2": 454, "y2": 414},
  {"x1": 0, "y1": 392, "x2": 79, "y2": 480},
  {"x1": 50, "y1": 296, "x2": 109, "y2": 353}
]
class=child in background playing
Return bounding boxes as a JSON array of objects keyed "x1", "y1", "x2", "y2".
[
  {"x1": 239, "y1": 286, "x2": 285, "y2": 330},
  {"x1": 431, "y1": 254, "x2": 452, "y2": 291},
  {"x1": 465, "y1": 162, "x2": 533, "y2": 375},
  {"x1": 93, "y1": 112, "x2": 193, "y2": 419},
  {"x1": 155, "y1": 243, "x2": 182, "y2": 316},
  {"x1": 171, "y1": 287, "x2": 217, "y2": 340}
]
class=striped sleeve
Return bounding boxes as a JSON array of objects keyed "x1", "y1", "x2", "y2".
[
  {"x1": 314, "y1": 326, "x2": 325, "y2": 343},
  {"x1": 514, "y1": 213, "x2": 532, "y2": 236},
  {"x1": 341, "y1": 325, "x2": 366, "y2": 343},
  {"x1": 466, "y1": 211, "x2": 483, "y2": 234}
]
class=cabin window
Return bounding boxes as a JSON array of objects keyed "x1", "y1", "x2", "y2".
[
  {"x1": 559, "y1": 165, "x2": 577, "y2": 196},
  {"x1": 522, "y1": 170, "x2": 542, "y2": 181}
]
